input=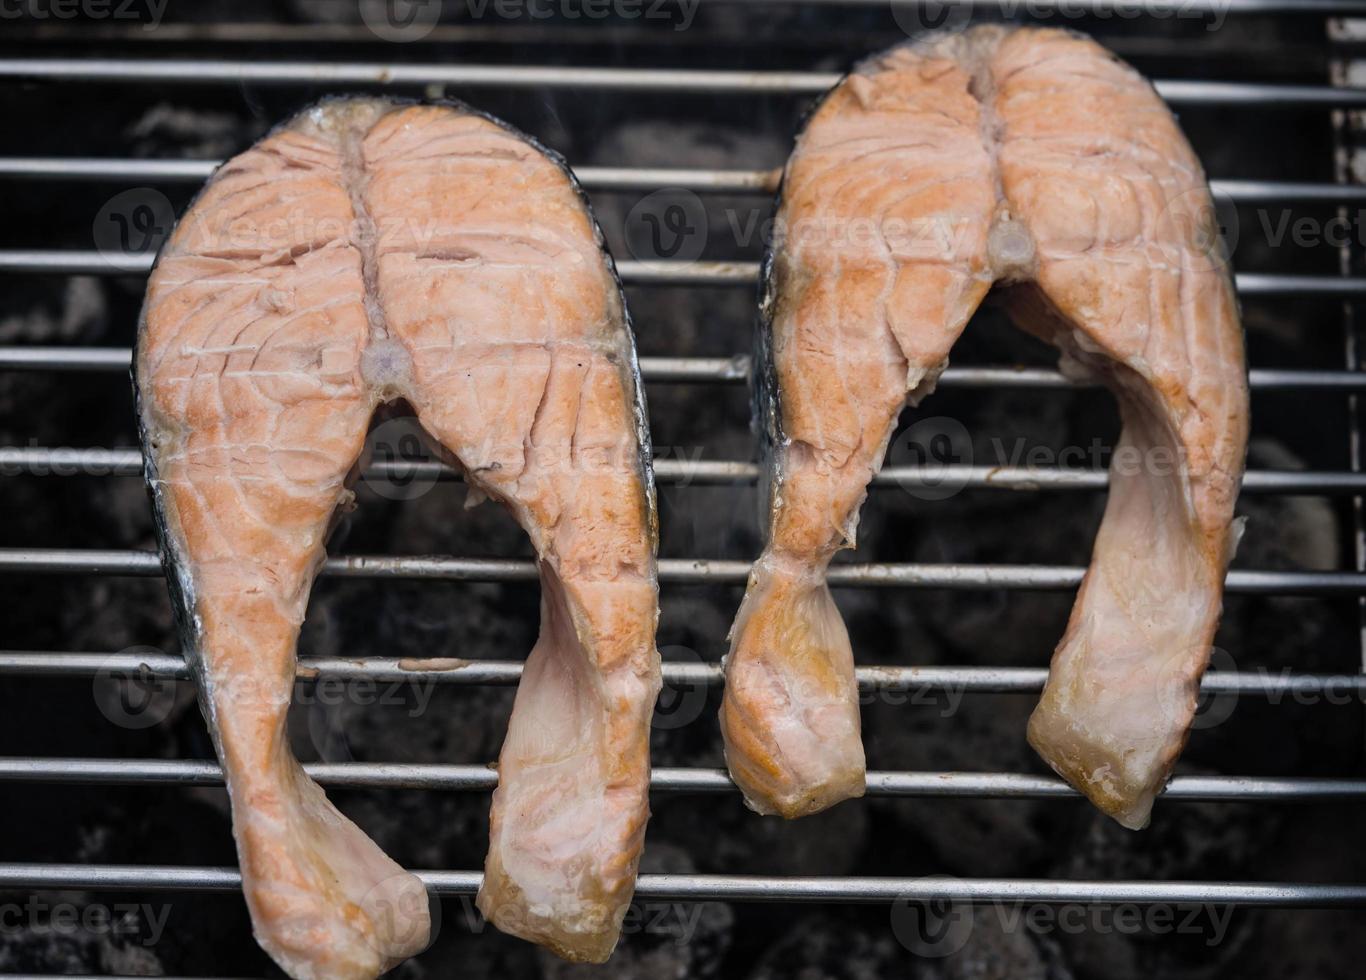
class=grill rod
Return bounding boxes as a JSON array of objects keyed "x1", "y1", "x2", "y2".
[
  {"x1": 1, "y1": 549, "x2": 1360, "y2": 594},
  {"x1": 0, "y1": 159, "x2": 789, "y2": 193},
  {"x1": 0, "y1": 60, "x2": 1363, "y2": 105},
  {"x1": 748, "y1": 0, "x2": 1366, "y2": 9},
  {"x1": 0, "y1": 864, "x2": 1360, "y2": 906},
  {"x1": 9, "y1": 0, "x2": 1362, "y2": 16},
  {"x1": 10, "y1": 650, "x2": 1365, "y2": 697},
  {"x1": 2, "y1": 159, "x2": 1362, "y2": 202},
  {"x1": 0, "y1": 253, "x2": 1360, "y2": 296},
  {"x1": 1, "y1": 758, "x2": 1362, "y2": 801},
  {"x1": 0, "y1": 347, "x2": 1358, "y2": 391},
  {"x1": 3, "y1": 447, "x2": 1361, "y2": 495}
]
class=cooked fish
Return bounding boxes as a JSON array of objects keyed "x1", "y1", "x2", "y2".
[
  {"x1": 724, "y1": 27, "x2": 1247, "y2": 829},
  {"x1": 995, "y1": 29, "x2": 1249, "y2": 830},
  {"x1": 136, "y1": 97, "x2": 660, "y2": 975}
]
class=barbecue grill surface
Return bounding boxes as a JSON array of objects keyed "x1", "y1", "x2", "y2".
[{"x1": 1, "y1": 2, "x2": 1365, "y2": 977}]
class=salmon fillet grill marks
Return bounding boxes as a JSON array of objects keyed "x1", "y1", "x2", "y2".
[
  {"x1": 725, "y1": 26, "x2": 1247, "y2": 829},
  {"x1": 137, "y1": 98, "x2": 660, "y2": 976}
]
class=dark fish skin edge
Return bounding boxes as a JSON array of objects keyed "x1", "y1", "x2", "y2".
[
  {"x1": 754, "y1": 36, "x2": 960, "y2": 533},
  {"x1": 132, "y1": 94, "x2": 659, "y2": 738},
  {"x1": 753, "y1": 64, "x2": 844, "y2": 537}
]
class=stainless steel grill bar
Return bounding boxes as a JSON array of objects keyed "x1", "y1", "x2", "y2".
[
  {"x1": 9, "y1": 651, "x2": 1366, "y2": 698},
  {"x1": 0, "y1": 548, "x2": 1360, "y2": 593},
  {"x1": 0, "y1": 758, "x2": 1361, "y2": 801},
  {"x1": 0, "y1": 864, "x2": 1360, "y2": 906},
  {"x1": 1, "y1": 60, "x2": 1362, "y2": 105},
  {"x1": 3, "y1": 253, "x2": 1361, "y2": 295},
  {"x1": 9, "y1": 650, "x2": 1366, "y2": 696},
  {"x1": 0, "y1": 348, "x2": 1358, "y2": 391},
  {"x1": 3, "y1": 446, "x2": 1362, "y2": 496},
  {"x1": 0, "y1": 976, "x2": 244, "y2": 980},
  {"x1": 0, "y1": 348, "x2": 754, "y2": 383},
  {"x1": 1, "y1": 159, "x2": 1360, "y2": 202},
  {"x1": 0, "y1": 347, "x2": 132, "y2": 372},
  {"x1": 0, "y1": 159, "x2": 787, "y2": 194},
  {"x1": 0, "y1": 976, "x2": 229, "y2": 980},
  {"x1": 749, "y1": 0, "x2": 1366, "y2": 9},
  {"x1": 4, "y1": 0, "x2": 1362, "y2": 21}
]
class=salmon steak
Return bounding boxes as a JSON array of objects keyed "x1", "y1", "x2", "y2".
[
  {"x1": 136, "y1": 98, "x2": 660, "y2": 975},
  {"x1": 724, "y1": 26, "x2": 1248, "y2": 828}
]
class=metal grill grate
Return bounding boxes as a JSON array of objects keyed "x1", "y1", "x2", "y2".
[{"x1": 3, "y1": 3, "x2": 1366, "y2": 976}]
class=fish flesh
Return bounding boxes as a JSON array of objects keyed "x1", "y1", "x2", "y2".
[
  {"x1": 996, "y1": 29, "x2": 1248, "y2": 830},
  {"x1": 136, "y1": 97, "x2": 660, "y2": 975},
  {"x1": 724, "y1": 26, "x2": 1247, "y2": 829},
  {"x1": 722, "y1": 28, "x2": 997, "y2": 819}
]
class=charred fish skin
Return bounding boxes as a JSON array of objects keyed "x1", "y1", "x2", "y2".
[
  {"x1": 724, "y1": 27, "x2": 1247, "y2": 828},
  {"x1": 136, "y1": 97, "x2": 660, "y2": 974}
]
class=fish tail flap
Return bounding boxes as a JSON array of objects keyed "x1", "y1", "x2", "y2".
[
  {"x1": 1024, "y1": 409, "x2": 1226, "y2": 830},
  {"x1": 994, "y1": 23, "x2": 1247, "y2": 831},
  {"x1": 1025, "y1": 705, "x2": 1161, "y2": 832},
  {"x1": 720, "y1": 556, "x2": 865, "y2": 818},
  {"x1": 1027, "y1": 582, "x2": 1218, "y2": 831},
  {"x1": 237, "y1": 760, "x2": 431, "y2": 979},
  {"x1": 477, "y1": 563, "x2": 659, "y2": 963}
]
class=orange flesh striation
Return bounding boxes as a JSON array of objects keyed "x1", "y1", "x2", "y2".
[
  {"x1": 725, "y1": 27, "x2": 1247, "y2": 829},
  {"x1": 139, "y1": 99, "x2": 660, "y2": 975}
]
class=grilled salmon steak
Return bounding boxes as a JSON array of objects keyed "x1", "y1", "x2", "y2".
[
  {"x1": 724, "y1": 27, "x2": 1247, "y2": 828},
  {"x1": 137, "y1": 98, "x2": 660, "y2": 975}
]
